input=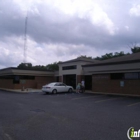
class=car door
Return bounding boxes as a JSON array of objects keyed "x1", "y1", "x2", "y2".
[
  {"x1": 54, "y1": 83, "x2": 61, "y2": 92},
  {"x1": 60, "y1": 83, "x2": 67, "y2": 92}
]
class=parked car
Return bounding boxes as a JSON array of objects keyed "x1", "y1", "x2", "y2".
[{"x1": 42, "y1": 82, "x2": 74, "y2": 94}]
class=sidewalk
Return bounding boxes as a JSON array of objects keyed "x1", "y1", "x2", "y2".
[{"x1": 0, "y1": 88, "x2": 42, "y2": 93}]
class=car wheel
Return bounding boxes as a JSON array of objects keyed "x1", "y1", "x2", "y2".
[
  {"x1": 52, "y1": 89, "x2": 57, "y2": 94},
  {"x1": 68, "y1": 88, "x2": 72, "y2": 93}
]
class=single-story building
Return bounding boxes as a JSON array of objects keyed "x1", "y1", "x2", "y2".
[
  {"x1": 58, "y1": 52, "x2": 140, "y2": 95},
  {"x1": 58, "y1": 57, "x2": 98, "y2": 89},
  {"x1": 0, "y1": 67, "x2": 54, "y2": 90},
  {"x1": 82, "y1": 52, "x2": 140, "y2": 95},
  {"x1": 0, "y1": 52, "x2": 140, "y2": 95}
]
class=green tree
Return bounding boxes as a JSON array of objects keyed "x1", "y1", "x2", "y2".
[
  {"x1": 46, "y1": 62, "x2": 59, "y2": 71},
  {"x1": 34, "y1": 65, "x2": 47, "y2": 70},
  {"x1": 77, "y1": 55, "x2": 92, "y2": 59},
  {"x1": 17, "y1": 63, "x2": 32, "y2": 69},
  {"x1": 17, "y1": 62, "x2": 59, "y2": 71},
  {"x1": 94, "y1": 51, "x2": 129, "y2": 60},
  {"x1": 131, "y1": 46, "x2": 140, "y2": 53}
]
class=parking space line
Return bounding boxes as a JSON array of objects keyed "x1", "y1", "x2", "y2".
[
  {"x1": 72, "y1": 95, "x2": 104, "y2": 100},
  {"x1": 95, "y1": 97, "x2": 122, "y2": 103},
  {"x1": 127, "y1": 102, "x2": 140, "y2": 107}
]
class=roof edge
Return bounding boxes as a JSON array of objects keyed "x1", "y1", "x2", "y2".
[
  {"x1": 82, "y1": 59, "x2": 140, "y2": 67},
  {"x1": 0, "y1": 67, "x2": 53, "y2": 72}
]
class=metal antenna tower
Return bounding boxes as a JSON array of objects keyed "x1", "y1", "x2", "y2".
[{"x1": 23, "y1": 16, "x2": 28, "y2": 63}]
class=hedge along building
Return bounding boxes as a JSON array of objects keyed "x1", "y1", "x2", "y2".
[
  {"x1": 58, "y1": 57, "x2": 98, "y2": 89},
  {"x1": 82, "y1": 52, "x2": 140, "y2": 95},
  {"x1": 0, "y1": 67, "x2": 54, "y2": 90}
]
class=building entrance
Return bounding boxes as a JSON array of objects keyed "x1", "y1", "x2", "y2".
[
  {"x1": 63, "y1": 74, "x2": 76, "y2": 89},
  {"x1": 85, "y1": 75, "x2": 92, "y2": 90}
]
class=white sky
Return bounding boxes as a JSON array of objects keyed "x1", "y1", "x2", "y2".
[{"x1": 0, "y1": 0, "x2": 140, "y2": 68}]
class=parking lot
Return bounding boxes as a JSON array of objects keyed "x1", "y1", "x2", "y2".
[{"x1": 0, "y1": 90, "x2": 140, "y2": 140}]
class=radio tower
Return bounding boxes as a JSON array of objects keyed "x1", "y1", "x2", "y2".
[{"x1": 23, "y1": 16, "x2": 28, "y2": 63}]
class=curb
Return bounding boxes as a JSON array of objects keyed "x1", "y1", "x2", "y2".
[
  {"x1": 0, "y1": 88, "x2": 42, "y2": 94},
  {"x1": 84, "y1": 90, "x2": 140, "y2": 98}
]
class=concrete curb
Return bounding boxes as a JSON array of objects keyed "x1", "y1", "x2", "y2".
[
  {"x1": 85, "y1": 90, "x2": 140, "y2": 98},
  {"x1": 0, "y1": 88, "x2": 42, "y2": 93}
]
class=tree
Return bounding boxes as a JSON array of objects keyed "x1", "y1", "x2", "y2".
[
  {"x1": 94, "y1": 51, "x2": 129, "y2": 60},
  {"x1": 77, "y1": 55, "x2": 92, "y2": 59},
  {"x1": 46, "y1": 62, "x2": 59, "y2": 71},
  {"x1": 34, "y1": 65, "x2": 47, "y2": 70},
  {"x1": 17, "y1": 62, "x2": 59, "y2": 71},
  {"x1": 17, "y1": 63, "x2": 32, "y2": 69},
  {"x1": 131, "y1": 46, "x2": 140, "y2": 53}
]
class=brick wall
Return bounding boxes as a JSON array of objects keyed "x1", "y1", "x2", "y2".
[
  {"x1": 92, "y1": 74, "x2": 140, "y2": 95},
  {"x1": 0, "y1": 76, "x2": 54, "y2": 90},
  {"x1": 36, "y1": 76, "x2": 54, "y2": 89},
  {"x1": 14, "y1": 80, "x2": 37, "y2": 89},
  {"x1": 77, "y1": 75, "x2": 84, "y2": 84},
  {"x1": 0, "y1": 79, "x2": 14, "y2": 89},
  {"x1": 59, "y1": 76, "x2": 63, "y2": 82}
]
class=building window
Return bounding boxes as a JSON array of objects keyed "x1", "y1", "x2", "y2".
[
  {"x1": 110, "y1": 73, "x2": 124, "y2": 80},
  {"x1": 62, "y1": 65, "x2": 77, "y2": 70},
  {"x1": 20, "y1": 76, "x2": 35, "y2": 80},
  {"x1": 110, "y1": 72, "x2": 140, "y2": 80},
  {"x1": 124, "y1": 73, "x2": 139, "y2": 80},
  {"x1": 0, "y1": 75, "x2": 13, "y2": 79},
  {"x1": 13, "y1": 76, "x2": 20, "y2": 84}
]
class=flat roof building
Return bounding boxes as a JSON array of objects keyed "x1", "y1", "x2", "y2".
[
  {"x1": 58, "y1": 57, "x2": 98, "y2": 89},
  {"x1": 82, "y1": 52, "x2": 140, "y2": 95},
  {"x1": 0, "y1": 67, "x2": 54, "y2": 90},
  {"x1": 0, "y1": 52, "x2": 140, "y2": 95}
]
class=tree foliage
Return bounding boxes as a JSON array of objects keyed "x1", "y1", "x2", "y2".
[
  {"x1": 17, "y1": 62, "x2": 59, "y2": 71},
  {"x1": 17, "y1": 46, "x2": 140, "y2": 70},
  {"x1": 77, "y1": 55, "x2": 92, "y2": 59},
  {"x1": 46, "y1": 62, "x2": 59, "y2": 71},
  {"x1": 17, "y1": 63, "x2": 33, "y2": 69},
  {"x1": 94, "y1": 51, "x2": 130, "y2": 60},
  {"x1": 131, "y1": 46, "x2": 140, "y2": 53},
  {"x1": 94, "y1": 46, "x2": 140, "y2": 60}
]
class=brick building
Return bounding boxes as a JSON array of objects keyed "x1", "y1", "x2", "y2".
[
  {"x1": 58, "y1": 57, "x2": 98, "y2": 89},
  {"x1": 0, "y1": 68, "x2": 54, "y2": 90},
  {"x1": 83, "y1": 52, "x2": 140, "y2": 95},
  {"x1": 0, "y1": 52, "x2": 140, "y2": 95}
]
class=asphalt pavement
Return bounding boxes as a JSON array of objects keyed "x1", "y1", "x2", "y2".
[{"x1": 0, "y1": 90, "x2": 140, "y2": 140}]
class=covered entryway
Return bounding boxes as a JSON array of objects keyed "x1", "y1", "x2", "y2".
[
  {"x1": 85, "y1": 75, "x2": 92, "y2": 90},
  {"x1": 63, "y1": 74, "x2": 76, "y2": 89}
]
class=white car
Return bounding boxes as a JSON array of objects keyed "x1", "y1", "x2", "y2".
[{"x1": 42, "y1": 82, "x2": 74, "y2": 94}]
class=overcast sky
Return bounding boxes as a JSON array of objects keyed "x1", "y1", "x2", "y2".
[{"x1": 0, "y1": 0, "x2": 140, "y2": 68}]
